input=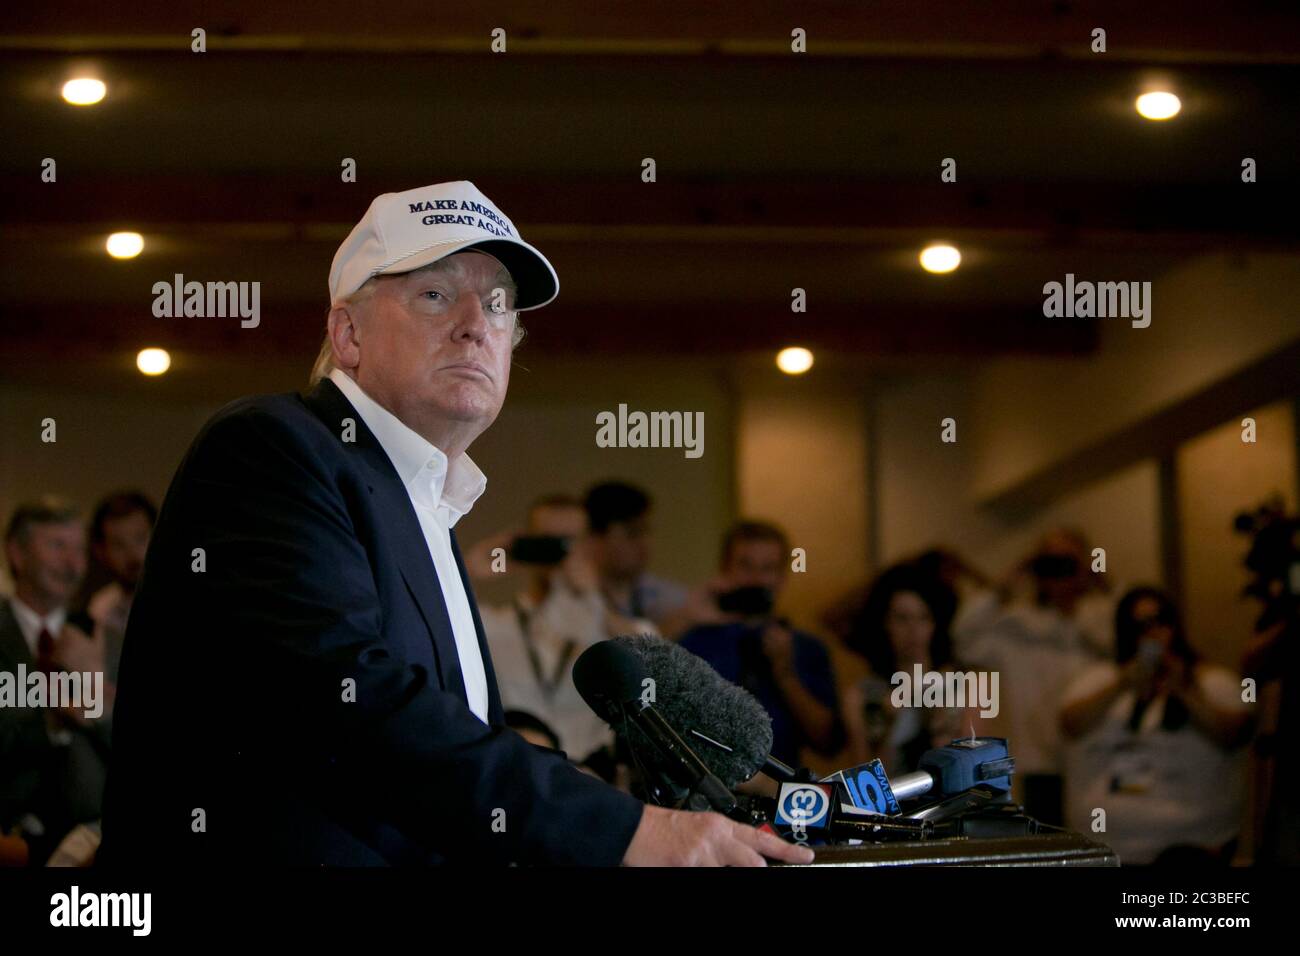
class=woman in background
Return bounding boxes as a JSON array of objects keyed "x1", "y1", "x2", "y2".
[{"x1": 841, "y1": 563, "x2": 975, "y2": 774}]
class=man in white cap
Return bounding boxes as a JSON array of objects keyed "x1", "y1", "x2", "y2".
[{"x1": 101, "y1": 181, "x2": 809, "y2": 867}]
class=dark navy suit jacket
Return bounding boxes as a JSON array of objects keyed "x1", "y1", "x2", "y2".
[{"x1": 99, "y1": 378, "x2": 643, "y2": 866}]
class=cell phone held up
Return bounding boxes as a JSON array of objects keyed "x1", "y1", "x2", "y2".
[{"x1": 508, "y1": 534, "x2": 572, "y2": 566}]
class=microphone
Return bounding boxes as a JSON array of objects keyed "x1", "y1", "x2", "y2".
[
  {"x1": 823, "y1": 738, "x2": 1016, "y2": 815},
  {"x1": 771, "y1": 780, "x2": 936, "y2": 845},
  {"x1": 606, "y1": 633, "x2": 777, "y2": 788},
  {"x1": 572, "y1": 638, "x2": 738, "y2": 814}
]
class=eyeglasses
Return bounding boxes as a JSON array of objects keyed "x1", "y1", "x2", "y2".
[
  {"x1": 416, "y1": 287, "x2": 517, "y2": 331},
  {"x1": 484, "y1": 302, "x2": 518, "y2": 332}
]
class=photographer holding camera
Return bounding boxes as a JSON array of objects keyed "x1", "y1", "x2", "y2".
[
  {"x1": 473, "y1": 494, "x2": 655, "y2": 770},
  {"x1": 676, "y1": 520, "x2": 844, "y2": 767},
  {"x1": 953, "y1": 528, "x2": 1115, "y2": 825},
  {"x1": 1059, "y1": 587, "x2": 1253, "y2": 864}
]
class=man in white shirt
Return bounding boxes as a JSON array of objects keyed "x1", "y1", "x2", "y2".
[
  {"x1": 480, "y1": 494, "x2": 656, "y2": 765},
  {"x1": 954, "y1": 528, "x2": 1115, "y2": 825},
  {"x1": 2, "y1": 499, "x2": 85, "y2": 661},
  {"x1": 325, "y1": 367, "x2": 493, "y2": 721},
  {"x1": 102, "y1": 181, "x2": 809, "y2": 868}
]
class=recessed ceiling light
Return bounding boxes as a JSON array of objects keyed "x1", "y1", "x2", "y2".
[
  {"x1": 106, "y1": 232, "x2": 144, "y2": 259},
  {"x1": 776, "y1": 346, "x2": 814, "y2": 375},
  {"x1": 920, "y1": 244, "x2": 961, "y2": 274},
  {"x1": 137, "y1": 348, "x2": 171, "y2": 376},
  {"x1": 62, "y1": 78, "x2": 107, "y2": 106},
  {"x1": 1136, "y1": 91, "x2": 1181, "y2": 121}
]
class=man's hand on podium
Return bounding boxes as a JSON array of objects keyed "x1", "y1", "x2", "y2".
[{"x1": 622, "y1": 805, "x2": 815, "y2": 867}]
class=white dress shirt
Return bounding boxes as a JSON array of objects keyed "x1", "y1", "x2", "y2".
[
  {"x1": 9, "y1": 595, "x2": 66, "y2": 658},
  {"x1": 329, "y1": 369, "x2": 491, "y2": 723},
  {"x1": 9, "y1": 596, "x2": 75, "y2": 746}
]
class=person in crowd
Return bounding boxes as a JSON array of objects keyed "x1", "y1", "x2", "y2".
[
  {"x1": 85, "y1": 491, "x2": 156, "y2": 688},
  {"x1": 0, "y1": 498, "x2": 110, "y2": 866},
  {"x1": 479, "y1": 494, "x2": 654, "y2": 768},
  {"x1": 822, "y1": 548, "x2": 982, "y2": 653},
  {"x1": 1240, "y1": 613, "x2": 1297, "y2": 864},
  {"x1": 912, "y1": 548, "x2": 993, "y2": 636},
  {"x1": 678, "y1": 520, "x2": 844, "y2": 767},
  {"x1": 841, "y1": 562, "x2": 978, "y2": 774},
  {"x1": 1236, "y1": 505, "x2": 1298, "y2": 865},
  {"x1": 583, "y1": 481, "x2": 691, "y2": 635},
  {"x1": 1060, "y1": 587, "x2": 1253, "y2": 864},
  {"x1": 953, "y1": 527, "x2": 1113, "y2": 825}
]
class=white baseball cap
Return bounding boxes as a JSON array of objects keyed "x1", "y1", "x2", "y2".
[{"x1": 328, "y1": 180, "x2": 559, "y2": 310}]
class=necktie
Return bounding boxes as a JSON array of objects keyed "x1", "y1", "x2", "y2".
[{"x1": 36, "y1": 627, "x2": 56, "y2": 674}]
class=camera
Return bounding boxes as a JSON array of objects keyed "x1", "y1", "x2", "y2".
[
  {"x1": 508, "y1": 535, "x2": 572, "y2": 566},
  {"x1": 715, "y1": 586, "x2": 776, "y2": 617},
  {"x1": 1234, "y1": 497, "x2": 1300, "y2": 631}
]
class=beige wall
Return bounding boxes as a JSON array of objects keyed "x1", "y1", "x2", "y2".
[
  {"x1": 732, "y1": 373, "x2": 871, "y2": 634},
  {"x1": 970, "y1": 251, "x2": 1300, "y2": 501},
  {"x1": 1177, "y1": 400, "x2": 1298, "y2": 665},
  {"x1": 874, "y1": 371, "x2": 1163, "y2": 588}
]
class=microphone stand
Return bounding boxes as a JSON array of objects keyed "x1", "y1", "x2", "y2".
[{"x1": 621, "y1": 701, "x2": 740, "y2": 816}]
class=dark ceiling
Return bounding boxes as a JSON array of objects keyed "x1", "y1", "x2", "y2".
[{"x1": 2, "y1": 1, "x2": 1298, "y2": 379}]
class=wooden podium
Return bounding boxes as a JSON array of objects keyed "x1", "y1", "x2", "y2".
[{"x1": 790, "y1": 831, "x2": 1119, "y2": 866}]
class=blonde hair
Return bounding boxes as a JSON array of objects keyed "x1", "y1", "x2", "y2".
[{"x1": 309, "y1": 275, "x2": 526, "y2": 385}]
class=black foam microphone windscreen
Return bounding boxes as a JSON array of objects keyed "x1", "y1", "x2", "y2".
[
  {"x1": 572, "y1": 638, "x2": 647, "y2": 721},
  {"x1": 611, "y1": 634, "x2": 774, "y2": 787}
]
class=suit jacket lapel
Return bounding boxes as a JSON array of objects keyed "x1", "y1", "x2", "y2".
[
  {"x1": 0, "y1": 600, "x2": 35, "y2": 669},
  {"x1": 302, "y1": 378, "x2": 469, "y2": 708}
]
